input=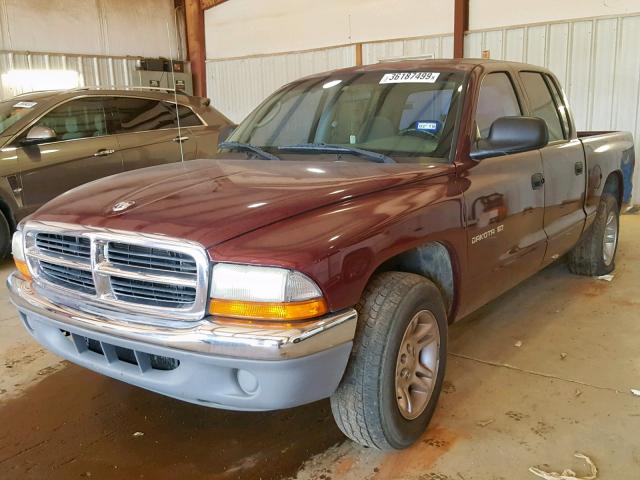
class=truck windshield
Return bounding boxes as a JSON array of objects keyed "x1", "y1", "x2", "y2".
[
  {"x1": 0, "y1": 100, "x2": 36, "y2": 136},
  {"x1": 227, "y1": 70, "x2": 465, "y2": 163}
]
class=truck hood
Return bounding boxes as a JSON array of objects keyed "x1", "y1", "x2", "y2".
[{"x1": 31, "y1": 158, "x2": 451, "y2": 249}]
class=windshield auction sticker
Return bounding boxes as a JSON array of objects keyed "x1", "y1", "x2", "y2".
[
  {"x1": 379, "y1": 72, "x2": 440, "y2": 84},
  {"x1": 13, "y1": 101, "x2": 37, "y2": 109}
]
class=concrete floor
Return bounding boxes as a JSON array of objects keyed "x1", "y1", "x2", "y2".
[{"x1": 1, "y1": 216, "x2": 639, "y2": 479}]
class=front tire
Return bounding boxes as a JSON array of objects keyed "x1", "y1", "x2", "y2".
[
  {"x1": 0, "y1": 212, "x2": 10, "y2": 260},
  {"x1": 568, "y1": 193, "x2": 619, "y2": 276},
  {"x1": 330, "y1": 272, "x2": 447, "y2": 450}
]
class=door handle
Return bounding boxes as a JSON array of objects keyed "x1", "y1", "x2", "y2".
[
  {"x1": 93, "y1": 149, "x2": 115, "y2": 157},
  {"x1": 531, "y1": 173, "x2": 545, "y2": 190},
  {"x1": 575, "y1": 161, "x2": 584, "y2": 175},
  {"x1": 173, "y1": 136, "x2": 190, "y2": 143}
]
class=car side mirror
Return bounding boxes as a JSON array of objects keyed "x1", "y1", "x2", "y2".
[
  {"x1": 21, "y1": 125, "x2": 57, "y2": 146},
  {"x1": 218, "y1": 125, "x2": 236, "y2": 145},
  {"x1": 470, "y1": 116, "x2": 548, "y2": 160}
]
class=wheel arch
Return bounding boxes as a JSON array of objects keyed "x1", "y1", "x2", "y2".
[
  {"x1": 602, "y1": 170, "x2": 623, "y2": 208},
  {"x1": 0, "y1": 195, "x2": 16, "y2": 232},
  {"x1": 371, "y1": 241, "x2": 459, "y2": 322}
]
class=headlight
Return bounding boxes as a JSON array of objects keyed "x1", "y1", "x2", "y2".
[
  {"x1": 11, "y1": 230, "x2": 31, "y2": 279},
  {"x1": 209, "y1": 264, "x2": 328, "y2": 321}
]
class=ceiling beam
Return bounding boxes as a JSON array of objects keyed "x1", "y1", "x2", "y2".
[{"x1": 454, "y1": 0, "x2": 469, "y2": 58}]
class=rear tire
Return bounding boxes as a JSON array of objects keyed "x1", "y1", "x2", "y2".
[
  {"x1": 568, "y1": 193, "x2": 619, "y2": 276},
  {"x1": 330, "y1": 272, "x2": 447, "y2": 450},
  {"x1": 0, "y1": 212, "x2": 10, "y2": 260}
]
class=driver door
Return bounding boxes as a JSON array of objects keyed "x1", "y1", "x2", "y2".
[
  {"x1": 15, "y1": 97, "x2": 123, "y2": 214},
  {"x1": 462, "y1": 72, "x2": 547, "y2": 312}
]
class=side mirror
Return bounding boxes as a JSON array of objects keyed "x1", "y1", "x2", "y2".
[
  {"x1": 218, "y1": 125, "x2": 236, "y2": 145},
  {"x1": 21, "y1": 125, "x2": 57, "y2": 146},
  {"x1": 471, "y1": 116, "x2": 548, "y2": 160}
]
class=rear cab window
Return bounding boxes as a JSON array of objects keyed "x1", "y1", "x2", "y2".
[{"x1": 519, "y1": 71, "x2": 566, "y2": 142}]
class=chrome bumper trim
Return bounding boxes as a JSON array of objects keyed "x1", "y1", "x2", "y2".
[{"x1": 8, "y1": 272, "x2": 357, "y2": 361}]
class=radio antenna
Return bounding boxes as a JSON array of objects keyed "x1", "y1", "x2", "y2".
[{"x1": 166, "y1": 19, "x2": 184, "y2": 164}]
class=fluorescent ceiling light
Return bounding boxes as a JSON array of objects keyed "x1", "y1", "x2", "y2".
[{"x1": 1, "y1": 69, "x2": 80, "y2": 93}]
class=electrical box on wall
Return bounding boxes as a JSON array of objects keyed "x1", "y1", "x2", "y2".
[{"x1": 136, "y1": 71, "x2": 193, "y2": 95}]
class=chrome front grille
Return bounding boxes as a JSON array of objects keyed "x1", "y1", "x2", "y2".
[
  {"x1": 24, "y1": 222, "x2": 209, "y2": 321},
  {"x1": 36, "y1": 233, "x2": 91, "y2": 259},
  {"x1": 107, "y1": 242, "x2": 197, "y2": 275},
  {"x1": 110, "y1": 276, "x2": 197, "y2": 308},
  {"x1": 40, "y1": 261, "x2": 96, "y2": 294}
]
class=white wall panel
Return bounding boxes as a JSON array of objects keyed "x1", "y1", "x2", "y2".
[
  {"x1": 525, "y1": 25, "x2": 547, "y2": 66},
  {"x1": 205, "y1": 0, "x2": 454, "y2": 60},
  {"x1": 362, "y1": 34, "x2": 452, "y2": 64},
  {"x1": 590, "y1": 18, "x2": 618, "y2": 130},
  {"x1": 0, "y1": 0, "x2": 179, "y2": 58},
  {"x1": 547, "y1": 24, "x2": 570, "y2": 90},
  {"x1": 567, "y1": 21, "x2": 594, "y2": 128},
  {"x1": 463, "y1": 32, "x2": 482, "y2": 58},
  {"x1": 441, "y1": 36, "x2": 454, "y2": 58},
  {"x1": 206, "y1": 46, "x2": 355, "y2": 124},
  {"x1": 0, "y1": 51, "x2": 142, "y2": 99},
  {"x1": 470, "y1": 0, "x2": 640, "y2": 30},
  {"x1": 504, "y1": 28, "x2": 524, "y2": 62}
]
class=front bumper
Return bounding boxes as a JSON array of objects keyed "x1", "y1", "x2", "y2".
[{"x1": 8, "y1": 273, "x2": 357, "y2": 411}]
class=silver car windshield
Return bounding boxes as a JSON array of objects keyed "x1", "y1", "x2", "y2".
[{"x1": 228, "y1": 70, "x2": 465, "y2": 162}]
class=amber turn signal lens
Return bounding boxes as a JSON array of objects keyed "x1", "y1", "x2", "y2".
[
  {"x1": 209, "y1": 298, "x2": 328, "y2": 321},
  {"x1": 14, "y1": 259, "x2": 31, "y2": 280}
]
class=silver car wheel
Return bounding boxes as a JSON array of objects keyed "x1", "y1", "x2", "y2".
[
  {"x1": 395, "y1": 309, "x2": 440, "y2": 420},
  {"x1": 602, "y1": 210, "x2": 618, "y2": 266}
]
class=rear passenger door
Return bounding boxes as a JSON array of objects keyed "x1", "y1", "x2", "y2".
[
  {"x1": 16, "y1": 96, "x2": 123, "y2": 213},
  {"x1": 463, "y1": 71, "x2": 547, "y2": 311},
  {"x1": 111, "y1": 97, "x2": 198, "y2": 171},
  {"x1": 518, "y1": 71, "x2": 586, "y2": 264}
]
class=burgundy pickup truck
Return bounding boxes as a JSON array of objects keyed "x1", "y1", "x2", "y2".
[{"x1": 8, "y1": 59, "x2": 635, "y2": 450}]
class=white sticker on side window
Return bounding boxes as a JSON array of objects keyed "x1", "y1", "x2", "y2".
[
  {"x1": 379, "y1": 72, "x2": 440, "y2": 84},
  {"x1": 13, "y1": 101, "x2": 37, "y2": 109}
]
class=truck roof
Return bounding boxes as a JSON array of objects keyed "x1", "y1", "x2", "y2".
[{"x1": 302, "y1": 58, "x2": 549, "y2": 80}]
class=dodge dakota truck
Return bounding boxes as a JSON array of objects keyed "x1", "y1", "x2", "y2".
[{"x1": 7, "y1": 59, "x2": 635, "y2": 450}]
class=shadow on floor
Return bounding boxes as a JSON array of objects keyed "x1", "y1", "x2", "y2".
[{"x1": 0, "y1": 364, "x2": 345, "y2": 480}]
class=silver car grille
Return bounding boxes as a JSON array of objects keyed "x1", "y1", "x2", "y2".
[{"x1": 24, "y1": 223, "x2": 210, "y2": 321}]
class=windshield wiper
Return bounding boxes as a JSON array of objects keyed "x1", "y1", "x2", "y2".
[
  {"x1": 278, "y1": 143, "x2": 395, "y2": 164},
  {"x1": 219, "y1": 141, "x2": 280, "y2": 161}
]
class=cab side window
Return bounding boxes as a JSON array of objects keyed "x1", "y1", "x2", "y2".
[
  {"x1": 113, "y1": 98, "x2": 202, "y2": 133},
  {"x1": 544, "y1": 74, "x2": 571, "y2": 138},
  {"x1": 475, "y1": 72, "x2": 521, "y2": 139},
  {"x1": 164, "y1": 103, "x2": 203, "y2": 128},
  {"x1": 519, "y1": 72, "x2": 565, "y2": 141},
  {"x1": 37, "y1": 98, "x2": 109, "y2": 141}
]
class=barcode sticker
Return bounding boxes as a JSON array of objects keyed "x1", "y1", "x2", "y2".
[
  {"x1": 380, "y1": 72, "x2": 440, "y2": 84},
  {"x1": 13, "y1": 101, "x2": 37, "y2": 108}
]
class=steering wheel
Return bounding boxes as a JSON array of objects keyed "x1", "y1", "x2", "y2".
[{"x1": 398, "y1": 127, "x2": 439, "y2": 141}]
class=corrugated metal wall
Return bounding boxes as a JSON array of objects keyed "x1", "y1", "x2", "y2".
[
  {"x1": 206, "y1": 45, "x2": 356, "y2": 123},
  {"x1": 362, "y1": 35, "x2": 454, "y2": 64},
  {"x1": 465, "y1": 13, "x2": 640, "y2": 204},
  {"x1": 206, "y1": 34, "x2": 453, "y2": 123},
  {"x1": 0, "y1": 51, "x2": 143, "y2": 99}
]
